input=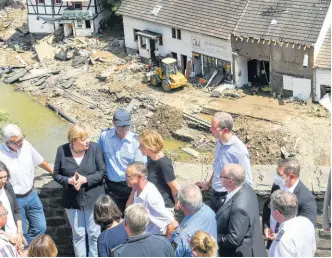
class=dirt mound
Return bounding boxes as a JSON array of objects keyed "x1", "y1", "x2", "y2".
[
  {"x1": 147, "y1": 105, "x2": 183, "y2": 138},
  {"x1": 233, "y1": 116, "x2": 295, "y2": 165}
]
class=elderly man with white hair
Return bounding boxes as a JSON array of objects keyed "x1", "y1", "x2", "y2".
[
  {"x1": 0, "y1": 124, "x2": 53, "y2": 246},
  {"x1": 170, "y1": 184, "x2": 217, "y2": 257}
]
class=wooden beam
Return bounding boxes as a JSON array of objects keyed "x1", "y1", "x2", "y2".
[
  {"x1": 262, "y1": 39, "x2": 265, "y2": 44},
  {"x1": 246, "y1": 37, "x2": 249, "y2": 42},
  {"x1": 292, "y1": 43, "x2": 295, "y2": 48},
  {"x1": 298, "y1": 44, "x2": 301, "y2": 49},
  {"x1": 268, "y1": 40, "x2": 271, "y2": 45}
]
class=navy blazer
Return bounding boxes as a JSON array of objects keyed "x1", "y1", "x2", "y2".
[
  {"x1": 263, "y1": 180, "x2": 317, "y2": 229},
  {"x1": 53, "y1": 142, "x2": 106, "y2": 210},
  {"x1": 216, "y1": 183, "x2": 267, "y2": 257}
]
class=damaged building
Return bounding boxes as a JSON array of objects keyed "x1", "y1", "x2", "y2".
[
  {"x1": 232, "y1": 0, "x2": 331, "y2": 101},
  {"x1": 117, "y1": 0, "x2": 250, "y2": 82},
  {"x1": 313, "y1": 25, "x2": 331, "y2": 102},
  {"x1": 27, "y1": 0, "x2": 110, "y2": 37}
]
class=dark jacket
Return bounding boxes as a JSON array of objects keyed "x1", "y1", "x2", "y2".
[
  {"x1": 263, "y1": 180, "x2": 317, "y2": 230},
  {"x1": 53, "y1": 142, "x2": 106, "y2": 209},
  {"x1": 2, "y1": 182, "x2": 22, "y2": 224},
  {"x1": 216, "y1": 183, "x2": 267, "y2": 257},
  {"x1": 111, "y1": 233, "x2": 175, "y2": 257}
]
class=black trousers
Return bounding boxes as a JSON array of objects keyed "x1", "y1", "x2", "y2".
[
  {"x1": 105, "y1": 180, "x2": 132, "y2": 214},
  {"x1": 208, "y1": 189, "x2": 228, "y2": 213}
]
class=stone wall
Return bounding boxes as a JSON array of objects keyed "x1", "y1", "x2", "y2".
[{"x1": 34, "y1": 164, "x2": 331, "y2": 257}]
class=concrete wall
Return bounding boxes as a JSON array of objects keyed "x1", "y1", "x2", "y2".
[
  {"x1": 234, "y1": 55, "x2": 249, "y2": 87},
  {"x1": 314, "y1": 69, "x2": 331, "y2": 101},
  {"x1": 122, "y1": 16, "x2": 232, "y2": 69}
]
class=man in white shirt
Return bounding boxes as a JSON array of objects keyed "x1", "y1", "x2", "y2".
[
  {"x1": 125, "y1": 162, "x2": 178, "y2": 237},
  {"x1": 0, "y1": 124, "x2": 53, "y2": 246},
  {"x1": 262, "y1": 158, "x2": 317, "y2": 248},
  {"x1": 269, "y1": 190, "x2": 316, "y2": 257}
]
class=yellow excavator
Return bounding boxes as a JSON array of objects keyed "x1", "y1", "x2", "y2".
[{"x1": 150, "y1": 58, "x2": 188, "y2": 92}]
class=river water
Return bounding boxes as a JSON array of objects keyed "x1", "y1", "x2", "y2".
[{"x1": 0, "y1": 83, "x2": 69, "y2": 162}]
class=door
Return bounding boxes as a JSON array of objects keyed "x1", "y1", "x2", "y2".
[
  {"x1": 150, "y1": 39, "x2": 156, "y2": 62},
  {"x1": 181, "y1": 55, "x2": 187, "y2": 74}
]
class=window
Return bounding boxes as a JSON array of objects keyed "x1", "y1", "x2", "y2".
[
  {"x1": 55, "y1": 0, "x2": 61, "y2": 3},
  {"x1": 171, "y1": 28, "x2": 181, "y2": 40},
  {"x1": 172, "y1": 28, "x2": 176, "y2": 38},
  {"x1": 158, "y1": 36, "x2": 163, "y2": 46},
  {"x1": 177, "y1": 29, "x2": 181, "y2": 40},
  {"x1": 85, "y1": 20, "x2": 91, "y2": 29},
  {"x1": 37, "y1": 0, "x2": 44, "y2": 4},
  {"x1": 133, "y1": 29, "x2": 140, "y2": 42},
  {"x1": 171, "y1": 52, "x2": 177, "y2": 60},
  {"x1": 76, "y1": 21, "x2": 83, "y2": 29},
  {"x1": 73, "y1": 3, "x2": 82, "y2": 9}
]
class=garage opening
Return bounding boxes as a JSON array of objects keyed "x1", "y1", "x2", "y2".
[{"x1": 247, "y1": 59, "x2": 270, "y2": 86}]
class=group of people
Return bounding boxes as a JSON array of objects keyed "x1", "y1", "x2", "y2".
[{"x1": 0, "y1": 108, "x2": 330, "y2": 257}]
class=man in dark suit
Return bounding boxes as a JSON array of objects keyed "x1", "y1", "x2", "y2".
[
  {"x1": 262, "y1": 158, "x2": 317, "y2": 248},
  {"x1": 216, "y1": 163, "x2": 266, "y2": 257}
]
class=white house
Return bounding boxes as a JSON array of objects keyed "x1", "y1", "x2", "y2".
[
  {"x1": 313, "y1": 25, "x2": 331, "y2": 102},
  {"x1": 117, "y1": 0, "x2": 249, "y2": 80},
  {"x1": 27, "y1": 0, "x2": 110, "y2": 37}
]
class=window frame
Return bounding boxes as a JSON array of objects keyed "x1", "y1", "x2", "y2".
[
  {"x1": 133, "y1": 29, "x2": 140, "y2": 42},
  {"x1": 171, "y1": 28, "x2": 176, "y2": 39},
  {"x1": 177, "y1": 29, "x2": 181, "y2": 40}
]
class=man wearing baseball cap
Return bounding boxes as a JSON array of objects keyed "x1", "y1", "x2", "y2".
[{"x1": 98, "y1": 108, "x2": 146, "y2": 213}]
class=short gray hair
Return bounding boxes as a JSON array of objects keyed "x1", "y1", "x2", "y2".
[
  {"x1": 127, "y1": 162, "x2": 148, "y2": 178},
  {"x1": 277, "y1": 158, "x2": 300, "y2": 177},
  {"x1": 223, "y1": 164, "x2": 246, "y2": 186},
  {"x1": 2, "y1": 124, "x2": 22, "y2": 142},
  {"x1": 178, "y1": 184, "x2": 203, "y2": 213},
  {"x1": 214, "y1": 112, "x2": 233, "y2": 131},
  {"x1": 124, "y1": 204, "x2": 150, "y2": 235},
  {"x1": 270, "y1": 190, "x2": 298, "y2": 220}
]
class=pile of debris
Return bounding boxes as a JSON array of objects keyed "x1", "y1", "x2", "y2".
[
  {"x1": 233, "y1": 116, "x2": 296, "y2": 165},
  {"x1": 146, "y1": 105, "x2": 184, "y2": 138}
]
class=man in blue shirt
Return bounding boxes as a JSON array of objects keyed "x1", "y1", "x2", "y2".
[
  {"x1": 196, "y1": 112, "x2": 252, "y2": 212},
  {"x1": 98, "y1": 108, "x2": 146, "y2": 213},
  {"x1": 170, "y1": 184, "x2": 217, "y2": 257}
]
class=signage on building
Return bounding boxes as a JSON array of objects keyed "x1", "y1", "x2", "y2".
[
  {"x1": 191, "y1": 35, "x2": 232, "y2": 61},
  {"x1": 62, "y1": 10, "x2": 93, "y2": 20}
]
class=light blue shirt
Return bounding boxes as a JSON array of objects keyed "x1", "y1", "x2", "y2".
[
  {"x1": 170, "y1": 204, "x2": 217, "y2": 257},
  {"x1": 98, "y1": 128, "x2": 147, "y2": 182},
  {"x1": 212, "y1": 135, "x2": 252, "y2": 192}
]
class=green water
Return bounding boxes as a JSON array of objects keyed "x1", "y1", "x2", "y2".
[{"x1": 0, "y1": 83, "x2": 69, "y2": 162}]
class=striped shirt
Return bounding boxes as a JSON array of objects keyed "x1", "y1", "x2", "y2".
[{"x1": 0, "y1": 232, "x2": 19, "y2": 257}]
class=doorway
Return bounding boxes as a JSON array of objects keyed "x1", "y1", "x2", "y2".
[
  {"x1": 247, "y1": 59, "x2": 269, "y2": 86},
  {"x1": 150, "y1": 39, "x2": 156, "y2": 62},
  {"x1": 181, "y1": 54, "x2": 187, "y2": 74}
]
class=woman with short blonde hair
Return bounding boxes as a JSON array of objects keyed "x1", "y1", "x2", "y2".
[
  {"x1": 53, "y1": 124, "x2": 106, "y2": 257},
  {"x1": 190, "y1": 231, "x2": 217, "y2": 257},
  {"x1": 27, "y1": 234, "x2": 57, "y2": 257},
  {"x1": 128, "y1": 129, "x2": 179, "y2": 213}
]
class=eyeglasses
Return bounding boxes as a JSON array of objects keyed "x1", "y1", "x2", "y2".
[
  {"x1": 0, "y1": 210, "x2": 8, "y2": 216},
  {"x1": 7, "y1": 136, "x2": 25, "y2": 146},
  {"x1": 221, "y1": 175, "x2": 232, "y2": 180},
  {"x1": 126, "y1": 174, "x2": 137, "y2": 180}
]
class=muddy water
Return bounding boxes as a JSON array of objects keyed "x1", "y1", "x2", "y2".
[{"x1": 0, "y1": 83, "x2": 69, "y2": 162}]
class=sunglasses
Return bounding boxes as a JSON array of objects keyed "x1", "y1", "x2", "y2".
[{"x1": 7, "y1": 136, "x2": 25, "y2": 146}]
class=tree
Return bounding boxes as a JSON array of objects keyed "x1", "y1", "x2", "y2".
[{"x1": 101, "y1": 0, "x2": 122, "y2": 13}]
